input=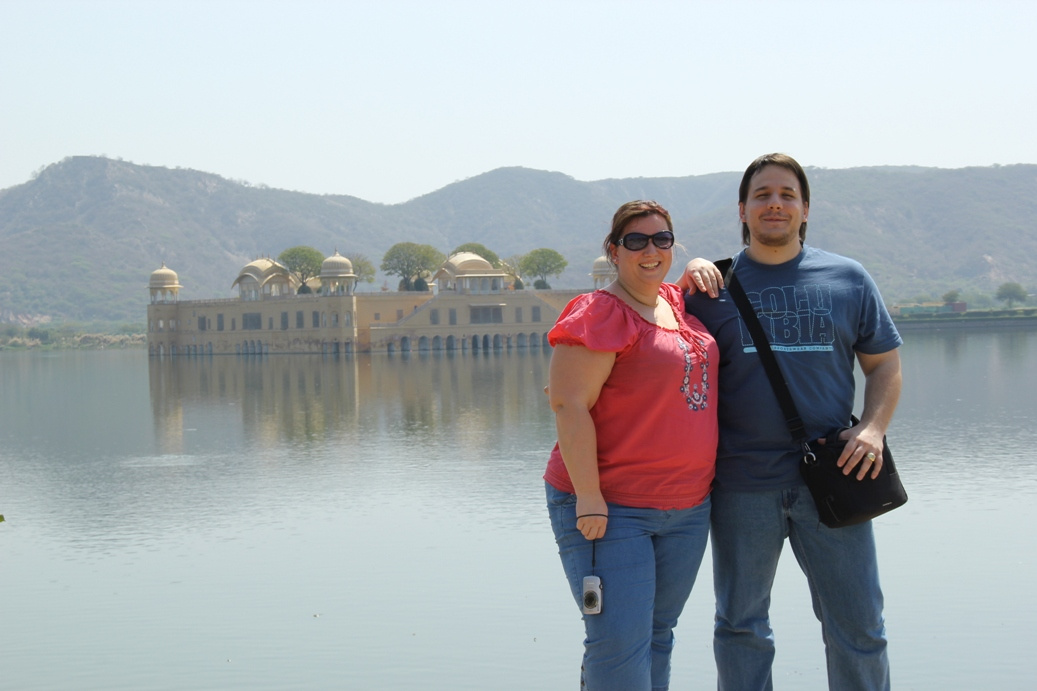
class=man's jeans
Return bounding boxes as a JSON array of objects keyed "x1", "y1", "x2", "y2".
[
  {"x1": 547, "y1": 482, "x2": 711, "y2": 691},
  {"x1": 711, "y1": 484, "x2": 890, "y2": 691}
]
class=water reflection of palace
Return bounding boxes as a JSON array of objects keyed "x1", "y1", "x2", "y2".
[
  {"x1": 148, "y1": 252, "x2": 615, "y2": 356},
  {"x1": 148, "y1": 350, "x2": 554, "y2": 453}
]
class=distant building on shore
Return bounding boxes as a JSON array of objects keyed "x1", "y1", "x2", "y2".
[
  {"x1": 147, "y1": 251, "x2": 609, "y2": 356},
  {"x1": 890, "y1": 301, "x2": 967, "y2": 317}
]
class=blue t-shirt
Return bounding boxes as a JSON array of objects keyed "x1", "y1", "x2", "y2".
[{"x1": 685, "y1": 246, "x2": 902, "y2": 491}]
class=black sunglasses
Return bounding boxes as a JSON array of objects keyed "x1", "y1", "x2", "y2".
[{"x1": 617, "y1": 231, "x2": 675, "y2": 251}]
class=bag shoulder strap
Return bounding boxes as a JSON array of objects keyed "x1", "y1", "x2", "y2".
[{"x1": 723, "y1": 262, "x2": 808, "y2": 444}]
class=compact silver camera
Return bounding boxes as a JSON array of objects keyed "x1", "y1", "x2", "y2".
[{"x1": 582, "y1": 575, "x2": 602, "y2": 615}]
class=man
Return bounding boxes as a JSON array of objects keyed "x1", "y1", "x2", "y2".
[{"x1": 681, "y1": 153, "x2": 902, "y2": 690}]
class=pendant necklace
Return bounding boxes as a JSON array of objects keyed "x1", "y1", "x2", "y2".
[{"x1": 616, "y1": 279, "x2": 658, "y2": 308}]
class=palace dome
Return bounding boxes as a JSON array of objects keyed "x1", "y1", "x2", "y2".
[
  {"x1": 149, "y1": 263, "x2": 181, "y2": 289},
  {"x1": 231, "y1": 258, "x2": 290, "y2": 289},
  {"x1": 321, "y1": 251, "x2": 355, "y2": 278},
  {"x1": 443, "y1": 252, "x2": 494, "y2": 274},
  {"x1": 591, "y1": 255, "x2": 615, "y2": 275},
  {"x1": 590, "y1": 255, "x2": 616, "y2": 289}
]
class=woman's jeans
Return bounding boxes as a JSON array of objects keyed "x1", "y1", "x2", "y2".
[
  {"x1": 711, "y1": 484, "x2": 890, "y2": 691},
  {"x1": 546, "y1": 482, "x2": 710, "y2": 691}
]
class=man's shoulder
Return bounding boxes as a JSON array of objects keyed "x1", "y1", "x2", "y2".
[{"x1": 800, "y1": 246, "x2": 868, "y2": 273}]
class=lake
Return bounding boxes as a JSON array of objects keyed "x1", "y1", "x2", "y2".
[{"x1": 1, "y1": 328, "x2": 1035, "y2": 689}]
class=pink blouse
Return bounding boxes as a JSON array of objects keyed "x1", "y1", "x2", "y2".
[{"x1": 544, "y1": 284, "x2": 717, "y2": 510}]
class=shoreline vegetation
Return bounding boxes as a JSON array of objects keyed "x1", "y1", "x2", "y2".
[
  {"x1": 2, "y1": 310, "x2": 1035, "y2": 351},
  {"x1": 0, "y1": 324, "x2": 146, "y2": 351},
  {"x1": 892, "y1": 307, "x2": 1037, "y2": 331}
]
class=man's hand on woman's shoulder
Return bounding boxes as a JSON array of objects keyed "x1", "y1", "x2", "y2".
[{"x1": 677, "y1": 258, "x2": 724, "y2": 298}]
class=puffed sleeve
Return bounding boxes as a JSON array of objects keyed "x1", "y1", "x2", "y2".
[{"x1": 548, "y1": 292, "x2": 639, "y2": 352}]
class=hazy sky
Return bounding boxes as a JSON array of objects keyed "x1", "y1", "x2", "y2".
[{"x1": 3, "y1": 0, "x2": 1034, "y2": 204}]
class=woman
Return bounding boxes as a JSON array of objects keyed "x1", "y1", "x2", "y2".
[{"x1": 545, "y1": 200, "x2": 718, "y2": 690}]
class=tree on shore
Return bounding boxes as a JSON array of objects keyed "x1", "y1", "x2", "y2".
[
  {"x1": 519, "y1": 248, "x2": 567, "y2": 289},
  {"x1": 381, "y1": 243, "x2": 445, "y2": 291},
  {"x1": 278, "y1": 246, "x2": 324, "y2": 293},
  {"x1": 942, "y1": 290, "x2": 960, "y2": 304},
  {"x1": 345, "y1": 252, "x2": 377, "y2": 284},
  {"x1": 500, "y1": 254, "x2": 525, "y2": 289},
  {"x1": 995, "y1": 282, "x2": 1028, "y2": 308}
]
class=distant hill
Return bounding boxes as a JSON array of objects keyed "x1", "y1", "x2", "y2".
[{"x1": 0, "y1": 156, "x2": 1034, "y2": 324}]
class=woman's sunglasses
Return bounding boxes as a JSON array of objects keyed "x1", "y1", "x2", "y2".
[{"x1": 617, "y1": 231, "x2": 675, "y2": 251}]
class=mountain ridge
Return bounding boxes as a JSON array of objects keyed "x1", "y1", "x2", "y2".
[{"x1": 1, "y1": 156, "x2": 1033, "y2": 324}]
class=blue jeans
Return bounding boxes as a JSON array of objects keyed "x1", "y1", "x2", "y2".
[
  {"x1": 546, "y1": 482, "x2": 711, "y2": 691},
  {"x1": 711, "y1": 484, "x2": 890, "y2": 691}
]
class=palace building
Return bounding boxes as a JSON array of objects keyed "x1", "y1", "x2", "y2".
[{"x1": 147, "y1": 251, "x2": 613, "y2": 356}]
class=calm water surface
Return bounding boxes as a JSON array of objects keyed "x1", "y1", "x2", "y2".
[{"x1": 1, "y1": 329, "x2": 1035, "y2": 689}]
